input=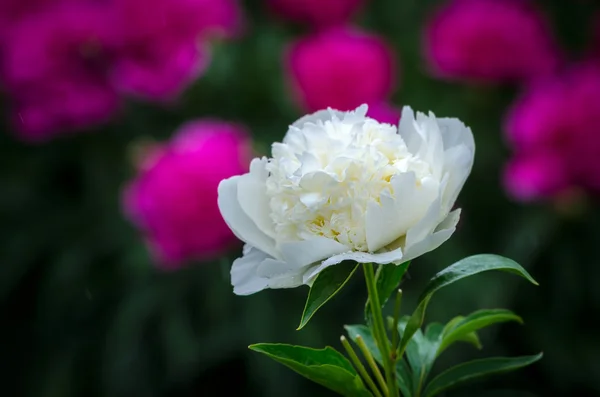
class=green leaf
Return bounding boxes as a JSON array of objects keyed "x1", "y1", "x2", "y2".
[
  {"x1": 423, "y1": 353, "x2": 543, "y2": 397},
  {"x1": 440, "y1": 316, "x2": 482, "y2": 352},
  {"x1": 398, "y1": 254, "x2": 536, "y2": 357},
  {"x1": 438, "y1": 309, "x2": 522, "y2": 355},
  {"x1": 344, "y1": 325, "x2": 413, "y2": 397},
  {"x1": 418, "y1": 255, "x2": 538, "y2": 304},
  {"x1": 298, "y1": 262, "x2": 359, "y2": 330},
  {"x1": 365, "y1": 261, "x2": 410, "y2": 323},
  {"x1": 344, "y1": 325, "x2": 383, "y2": 363},
  {"x1": 398, "y1": 319, "x2": 444, "y2": 395},
  {"x1": 396, "y1": 359, "x2": 414, "y2": 397},
  {"x1": 249, "y1": 343, "x2": 372, "y2": 397}
]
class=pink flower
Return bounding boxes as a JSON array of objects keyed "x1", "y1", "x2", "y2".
[
  {"x1": 504, "y1": 64, "x2": 600, "y2": 199},
  {"x1": 110, "y1": 0, "x2": 244, "y2": 101},
  {"x1": 267, "y1": 0, "x2": 364, "y2": 28},
  {"x1": 366, "y1": 102, "x2": 401, "y2": 125},
  {"x1": 503, "y1": 151, "x2": 570, "y2": 202},
  {"x1": 12, "y1": 78, "x2": 119, "y2": 142},
  {"x1": 123, "y1": 120, "x2": 252, "y2": 268},
  {"x1": 110, "y1": 40, "x2": 211, "y2": 102},
  {"x1": 287, "y1": 27, "x2": 396, "y2": 113},
  {"x1": 424, "y1": 0, "x2": 560, "y2": 83},
  {"x1": 2, "y1": 4, "x2": 120, "y2": 141},
  {"x1": 0, "y1": 0, "x2": 57, "y2": 42}
]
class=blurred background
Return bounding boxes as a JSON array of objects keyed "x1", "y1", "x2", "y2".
[{"x1": 1, "y1": 0, "x2": 600, "y2": 396}]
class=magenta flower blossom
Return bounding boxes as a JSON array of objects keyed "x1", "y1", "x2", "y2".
[
  {"x1": 0, "y1": 0, "x2": 57, "y2": 42},
  {"x1": 424, "y1": 0, "x2": 560, "y2": 83},
  {"x1": 504, "y1": 65, "x2": 600, "y2": 200},
  {"x1": 366, "y1": 102, "x2": 402, "y2": 125},
  {"x1": 110, "y1": 40, "x2": 211, "y2": 102},
  {"x1": 1, "y1": 0, "x2": 245, "y2": 141},
  {"x1": 12, "y1": 78, "x2": 120, "y2": 142},
  {"x1": 503, "y1": 151, "x2": 570, "y2": 202},
  {"x1": 2, "y1": 4, "x2": 120, "y2": 141},
  {"x1": 267, "y1": 0, "x2": 364, "y2": 28},
  {"x1": 287, "y1": 27, "x2": 396, "y2": 113},
  {"x1": 111, "y1": 0, "x2": 243, "y2": 101},
  {"x1": 123, "y1": 120, "x2": 252, "y2": 268}
]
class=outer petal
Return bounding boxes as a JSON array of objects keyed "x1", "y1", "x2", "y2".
[
  {"x1": 402, "y1": 209, "x2": 461, "y2": 262},
  {"x1": 365, "y1": 172, "x2": 438, "y2": 252},
  {"x1": 256, "y1": 258, "x2": 306, "y2": 288},
  {"x1": 231, "y1": 245, "x2": 270, "y2": 295},
  {"x1": 236, "y1": 157, "x2": 276, "y2": 239},
  {"x1": 218, "y1": 176, "x2": 279, "y2": 258},
  {"x1": 404, "y1": 175, "x2": 448, "y2": 248},
  {"x1": 398, "y1": 106, "x2": 423, "y2": 154},
  {"x1": 437, "y1": 117, "x2": 475, "y2": 151},
  {"x1": 415, "y1": 111, "x2": 445, "y2": 180},
  {"x1": 303, "y1": 246, "x2": 405, "y2": 284},
  {"x1": 279, "y1": 236, "x2": 349, "y2": 268},
  {"x1": 232, "y1": 245, "x2": 305, "y2": 295},
  {"x1": 437, "y1": 117, "x2": 475, "y2": 212}
]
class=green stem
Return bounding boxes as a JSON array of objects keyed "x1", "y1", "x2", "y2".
[
  {"x1": 363, "y1": 264, "x2": 399, "y2": 397},
  {"x1": 390, "y1": 289, "x2": 403, "y2": 360},
  {"x1": 354, "y1": 336, "x2": 388, "y2": 396},
  {"x1": 341, "y1": 336, "x2": 383, "y2": 397}
]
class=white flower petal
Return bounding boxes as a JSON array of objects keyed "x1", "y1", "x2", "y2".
[
  {"x1": 303, "y1": 247, "x2": 406, "y2": 284},
  {"x1": 231, "y1": 245, "x2": 270, "y2": 295},
  {"x1": 218, "y1": 176, "x2": 279, "y2": 258},
  {"x1": 417, "y1": 112, "x2": 445, "y2": 180},
  {"x1": 231, "y1": 245, "x2": 305, "y2": 295},
  {"x1": 366, "y1": 172, "x2": 439, "y2": 252},
  {"x1": 442, "y1": 145, "x2": 474, "y2": 212},
  {"x1": 402, "y1": 209, "x2": 461, "y2": 262},
  {"x1": 404, "y1": 197, "x2": 441, "y2": 249},
  {"x1": 290, "y1": 108, "x2": 349, "y2": 131},
  {"x1": 256, "y1": 257, "x2": 305, "y2": 289},
  {"x1": 236, "y1": 157, "x2": 276, "y2": 239},
  {"x1": 438, "y1": 118, "x2": 475, "y2": 212},
  {"x1": 398, "y1": 106, "x2": 423, "y2": 154},
  {"x1": 437, "y1": 117, "x2": 475, "y2": 152},
  {"x1": 279, "y1": 237, "x2": 349, "y2": 268}
]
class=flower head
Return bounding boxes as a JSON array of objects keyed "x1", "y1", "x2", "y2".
[
  {"x1": 504, "y1": 64, "x2": 600, "y2": 199},
  {"x1": 287, "y1": 27, "x2": 396, "y2": 113},
  {"x1": 218, "y1": 105, "x2": 474, "y2": 295},
  {"x1": 267, "y1": 0, "x2": 364, "y2": 28},
  {"x1": 424, "y1": 0, "x2": 560, "y2": 83},
  {"x1": 123, "y1": 120, "x2": 252, "y2": 268},
  {"x1": 2, "y1": 4, "x2": 120, "y2": 141},
  {"x1": 110, "y1": 0, "x2": 243, "y2": 101},
  {"x1": 503, "y1": 151, "x2": 570, "y2": 202}
]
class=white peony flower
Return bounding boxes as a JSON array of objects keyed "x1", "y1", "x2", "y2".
[{"x1": 218, "y1": 105, "x2": 475, "y2": 295}]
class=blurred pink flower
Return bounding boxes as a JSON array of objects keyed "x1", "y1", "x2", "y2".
[
  {"x1": 287, "y1": 27, "x2": 396, "y2": 113},
  {"x1": 504, "y1": 64, "x2": 600, "y2": 200},
  {"x1": 503, "y1": 151, "x2": 570, "y2": 202},
  {"x1": 366, "y1": 102, "x2": 401, "y2": 125},
  {"x1": 1, "y1": 0, "x2": 245, "y2": 141},
  {"x1": 12, "y1": 79, "x2": 120, "y2": 142},
  {"x1": 2, "y1": 4, "x2": 120, "y2": 141},
  {"x1": 123, "y1": 120, "x2": 252, "y2": 268},
  {"x1": 110, "y1": 0, "x2": 244, "y2": 101},
  {"x1": 424, "y1": 0, "x2": 560, "y2": 83},
  {"x1": 0, "y1": 0, "x2": 57, "y2": 41},
  {"x1": 110, "y1": 41, "x2": 211, "y2": 102},
  {"x1": 267, "y1": 0, "x2": 364, "y2": 28}
]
